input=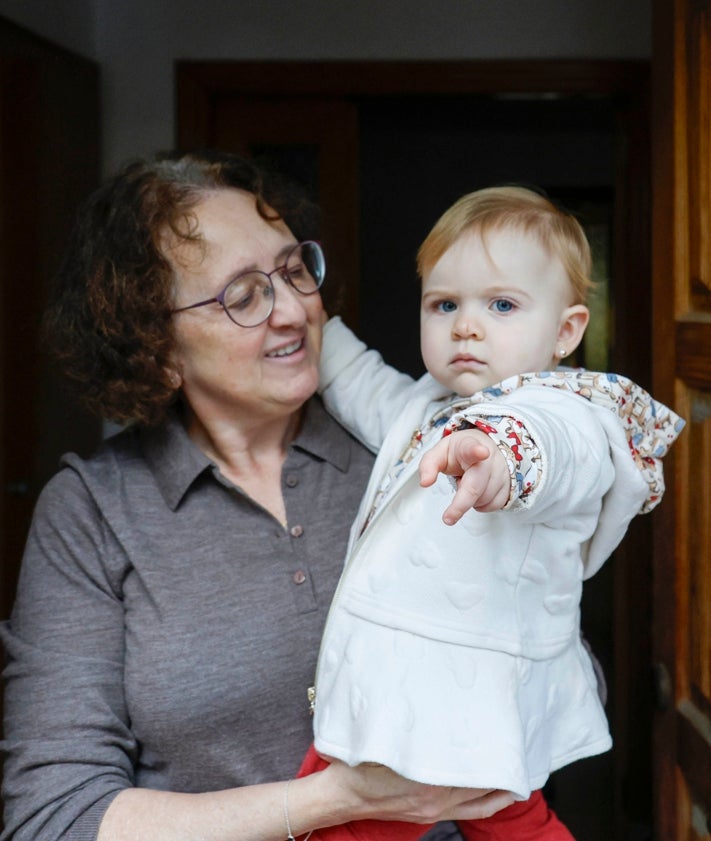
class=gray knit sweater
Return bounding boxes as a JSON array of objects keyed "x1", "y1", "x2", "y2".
[{"x1": 2, "y1": 399, "x2": 383, "y2": 840}]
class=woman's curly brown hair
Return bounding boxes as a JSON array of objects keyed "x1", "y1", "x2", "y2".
[{"x1": 44, "y1": 150, "x2": 320, "y2": 426}]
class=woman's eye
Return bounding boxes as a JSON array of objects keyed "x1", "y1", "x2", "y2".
[
  {"x1": 231, "y1": 291, "x2": 254, "y2": 311},
  {"x1": 225, "y1": 275, "x2": 273, "y2": 311},
  {"x1": 437, "y1": 300, "x2": 457, "y2": 314},
  {"x1": 491, "y1": 299, "x2": 515, "y2": 313}
]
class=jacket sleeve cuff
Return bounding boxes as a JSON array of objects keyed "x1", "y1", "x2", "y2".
[{"x1": 445, "y1": 414, "x2": 542, "y2": 509}]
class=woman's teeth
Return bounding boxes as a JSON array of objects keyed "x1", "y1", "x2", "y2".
[{"x1": 268, "y1": 340, "x2": 301, "y2": 358}]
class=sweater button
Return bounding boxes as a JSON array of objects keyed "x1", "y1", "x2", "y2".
[
  {"x1": 293, "y1": 570, "x2": 307, "y2": 585},
  {"x1": 290, "y1": 524, "x2": 304, "y2": 537}
]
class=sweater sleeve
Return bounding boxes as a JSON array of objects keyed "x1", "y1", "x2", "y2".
[
  {"x1": 1, "y1": 468, "x2": 134, "y2": 841},
  {"x1": 319, "y1": 317, "x2": 416, "y2": 452}
]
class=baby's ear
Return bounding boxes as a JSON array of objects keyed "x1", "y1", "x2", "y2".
[{"x1": 557, "y1": 304, "x2": 589, "y2": 354}]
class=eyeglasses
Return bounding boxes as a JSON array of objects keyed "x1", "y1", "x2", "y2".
[{"x1": 172, "y1": 240, "x2": 325, "y2": 328}]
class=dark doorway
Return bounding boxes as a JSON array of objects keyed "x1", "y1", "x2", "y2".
[
  {"x1": 177, "y1": 61, "x2": 652, "y2": 840},
  {"x1": 356, "y1": 94, "x2": 615, "y2": 377}
]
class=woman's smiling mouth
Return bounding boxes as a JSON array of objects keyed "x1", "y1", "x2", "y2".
[{"x1": 266, "y1": 339, "x2": 303, "y2": 359}]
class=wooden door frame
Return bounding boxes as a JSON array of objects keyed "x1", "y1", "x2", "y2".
[
  {"x1": 176, "y1": 59, "x2": 653, "y2": 836},
  {"x1": 176, "y1": 59, "x2": 648, "y2": 115}
]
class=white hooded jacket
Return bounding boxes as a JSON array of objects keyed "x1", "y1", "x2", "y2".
[{"x1": 312, "y1": 318, "x2": 683, "y2": 798}]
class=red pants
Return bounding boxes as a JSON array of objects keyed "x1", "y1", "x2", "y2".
[{"x1": 297, "y1": 744, "x2": 575, "y2": 841}]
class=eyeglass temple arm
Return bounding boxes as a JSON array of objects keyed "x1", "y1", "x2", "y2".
[{"x1": 172, "y1": 296, "x2": 219, "y2": 314}]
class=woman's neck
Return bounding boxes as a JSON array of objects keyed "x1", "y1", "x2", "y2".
[{"x1": 182, "y1": 402, "x2": 303, "y2": 527}]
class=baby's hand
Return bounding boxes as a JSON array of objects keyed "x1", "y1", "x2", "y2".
[{"x1": 419, "y1": 430, "x2": 510, "y2": 525}]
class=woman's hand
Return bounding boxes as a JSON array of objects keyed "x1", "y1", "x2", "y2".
[
  {"x1": 419, "y1": 430, "x2": 510, "y2": 525},
  {"x1": 320, "y1": 758, "x2": 515, "y2": 826}
]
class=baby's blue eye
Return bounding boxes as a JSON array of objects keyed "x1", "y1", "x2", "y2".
[
  {"x1": 437, "y1": 300, "x2": 457, "y2": 313},
  {"x1": 492, "y1": 299, "x2": 514, "y2": 313}
]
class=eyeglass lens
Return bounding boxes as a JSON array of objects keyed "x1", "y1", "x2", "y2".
[{"x1": 222, "y1": 241, "x2": 324, "y2": 327}]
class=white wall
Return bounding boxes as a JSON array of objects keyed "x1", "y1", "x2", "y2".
[
  {"x1": 0, "y1": 0, "x2": 97, "y2": 59},
  {"x1": 1, "y1": 0, "x2": 651, "y2": 173}
]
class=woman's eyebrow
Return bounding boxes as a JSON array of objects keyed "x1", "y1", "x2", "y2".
[
  {"x1": 227, "y1": 241, "x2": 298, "y2": 279},
  {"x1": 274, "y1": 241, "x2": 298, "y2": 263}
]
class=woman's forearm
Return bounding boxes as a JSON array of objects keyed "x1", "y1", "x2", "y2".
[
  {"x1": 97, "y1": 773, "x2": 346, "y2": 841},
  {"x1": 97, "y1": 762, "x2": 512, "y2": 841}
]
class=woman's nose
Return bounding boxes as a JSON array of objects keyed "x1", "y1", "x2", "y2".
[{"x1": 269, "y1": 278, "x2": 309, "y2": 325}]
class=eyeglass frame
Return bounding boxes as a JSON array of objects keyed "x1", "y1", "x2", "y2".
[{"x1": 171, "y1": 239, "x2": 325, "y2": 328}]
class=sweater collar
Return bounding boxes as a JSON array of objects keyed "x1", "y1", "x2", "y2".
[{"x1": 141, "y1": 396, "x2": 351, "y2": 511}]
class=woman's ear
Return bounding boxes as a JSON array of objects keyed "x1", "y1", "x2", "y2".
[
  {"x1": 556, "y1": 304, "x2": 590, "y2": 358},
  {"x1": 165, "y1": 366, "x2": 183, "y2": 390}
]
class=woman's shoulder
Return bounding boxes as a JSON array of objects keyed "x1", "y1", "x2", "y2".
[
  {"x1": 38, "y1": 411, "x2": 212, "y2": 526},
  {"x1": 56, "y1": 423, "x2": 144, "y2": 486},
  {"x1": 36, "y1": 423, "x2": 159, "y2": 525}
]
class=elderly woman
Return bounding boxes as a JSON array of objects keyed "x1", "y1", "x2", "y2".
[{"x1": 0, "y1": 150, "x2": 510, "y2": 841}]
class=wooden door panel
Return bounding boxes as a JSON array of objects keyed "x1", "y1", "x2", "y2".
[
  {"x1": 652, "y1": 0, "x2": 711, "y2": 837},
  {"x1": 0, "y1": 20, "x2": 101, "y2": 622},
  {"x1": 685, "y1": 0, "x2": 711, "y2": 314},
  {"x1": 674, "y1": 390, "x2": 711, "y2": 834}
]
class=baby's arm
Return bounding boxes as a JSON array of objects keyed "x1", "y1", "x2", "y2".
[
  {"x1": 319, "y1": 316, "x2": 416, "y2": 451},
  {"x1": 420, "y1": 430, "x2": 510, "y2": 524}
]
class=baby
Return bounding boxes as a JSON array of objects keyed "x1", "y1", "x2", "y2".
[{"x1": 297, "y1": 186, "x2": 683, "y2": 841}]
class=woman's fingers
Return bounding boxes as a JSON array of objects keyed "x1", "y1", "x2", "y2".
[
  {"x1": 453, "y1": 788, "x2": 516, "y2": 820},
  {"x1": 334, "y1": 760, "x2": 514, "y2": 824}
]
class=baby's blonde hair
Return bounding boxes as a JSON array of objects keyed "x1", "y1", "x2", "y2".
[{"x1": 417, "y1": 186, "x2": 593, "y2": 304}]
